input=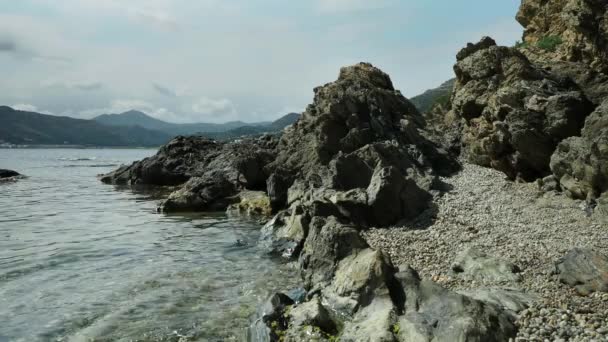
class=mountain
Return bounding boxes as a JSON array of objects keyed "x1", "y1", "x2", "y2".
[
  {"x1": 410, "y1": 78, "x2": 455, "y2": 114},
  {"x1": 93, "y1": 111, "x2": 301, "y2": 140},
  {"x1": 0, "y1": 106, "x2": 171, "y2": 147},
  {"x1": 94, "y1": 111, "x2": 276, "y2": 136}
]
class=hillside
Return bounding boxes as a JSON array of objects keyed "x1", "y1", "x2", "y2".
[
  {"x1": 93, "y1": 111, "x2": 297, "y2": 136},
  {"x1": 94, "y1": 111, "x2": 300, "y2": 140},
  {"x1": 0, "y1": 106, "x2": 171, "y2": 147},
  {"x1": 410, "y1": 78, "x2": 455, "y2": 113}
]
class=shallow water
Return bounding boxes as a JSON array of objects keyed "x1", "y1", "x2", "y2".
[{"x1": 0, "y1": 149, "x2": 296, "y2": 342}]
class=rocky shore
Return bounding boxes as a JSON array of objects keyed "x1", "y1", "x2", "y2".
[{"x1": 99, "y1": 0, "x2": 608, "y2": 340}]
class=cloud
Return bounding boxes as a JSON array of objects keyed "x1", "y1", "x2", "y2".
[
  {"x1": 129, "y1": 8, "x2": 179, "y2": 31},
  {"x1": 152, "y1": 83, "x2": 177, "y2": 97},
  {"x1": 12, "y1": 103, "x2": 53, "y2": 114},
  {"x1": 0, "y1": 37, "x2": 17, "y2": 52},
  {"x1": 191, "y1": 97, "x2": 236, "y2": 116},
  {"x1": 41, "y1": 80, "x2": 103, "y2": 91}
]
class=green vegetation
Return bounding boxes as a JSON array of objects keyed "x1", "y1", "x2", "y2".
[
  {"x1": 536, "y1": 35, "x2": 563, "y2": 52},
  {"x1": 410, "y1": 79, "x2": 455, "y2": 114},
  {"x1": 392, "y1": 323, "x2": 401, "y2": 335},
  {"x1": 514, "y1": 40, "x2": 529, "y2": 49}
]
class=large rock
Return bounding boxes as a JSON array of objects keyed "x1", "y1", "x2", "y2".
[
  {"x1": 451, "y1": 247, "x2": 522, "y2": 284},
  {"x1": 0, "y1": 169, "x2": 23, "y2": 182},
  {"x1": 452, "y1": 37, "x2": 594, "y2": 180},
  {"x1": 394, "y1": 265, "x2": 518, "y2": 342},
  {"x1": 100, "y1": 136, "x2": 223, "y2": 185},
  {"x1": 555, "y1": 248, "x2": 608, "y2": 295},
  {"x1": 265, "y1": 62, "x2": 459, "y2": 226},
  {"x1": 516, "y1": 0, "x2": 608, "y2": 74},
  {"x1": 550, "y1": 100, "x2": 608, "y2": 199}
]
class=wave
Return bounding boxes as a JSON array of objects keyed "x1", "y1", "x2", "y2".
[
  {"x1": 62, "y1": 164, "x2": 119, "y2": 168},
  {"x1": 58, "y1": 157, "x2": 98, "y2": 161}
]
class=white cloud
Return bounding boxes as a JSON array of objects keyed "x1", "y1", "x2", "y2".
[
  {"x1": 191, "y1": 97, "x2": 236, "y2": 116},
  {"x1": 41, "y1": 80, "x2": 103, "y2": 91},
  {"x1": 12, "y1": 103, "x2": 53, "y2": 114}
]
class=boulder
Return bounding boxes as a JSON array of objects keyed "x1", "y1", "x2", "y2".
[
  {"x1": 100, "y1": 136, "x2": 222, "y2": 185},
  {"x1": 451, "y1": 37, "x2": 594, "y2": 180},
  {"x1": 259, "y1": 205, "x2": 310, "y2": 258},
  {"x1": 287, "y1": 296, "x2": 337, "y2": 335},
  {"x1": 550, "y1": 100, "x2": 608, "y2": 200},
  {"x1": 457, "y1": 288, "x2": 538, "y2": 314},
  {"x1": 451, "y1": 247, "x2": 522, "y2": 284},
  {"x1": 227, "y1": 190, "x2": 273, "y2": 218},
  {"x1": 555, "y1": 248, "x2": 608, "y2": 295},
  {"x1": 516, "y1": 0, "x2": 608, "y2": 74},
  {"x1": 394, "y1": 265, "x2": 518, "y2": 342},
  {"x1": 266, "y1": 62, "x2": 459, "y2": 226}
]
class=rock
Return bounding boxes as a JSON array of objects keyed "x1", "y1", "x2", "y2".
[
  {"x1": 540, "y1": 61, "x2": 608, "y2": 106},
  {"x1": 266, "y1": 169, "x2": 294, "y2": 212},
  {"x1": 323, "y1": 248, "x2": 395, "y2": 315},
  {"x1": 451, "y1": 37, "x2": 594, "y2": 181},
  {"x1": 260, "y1": 292, "x2": 295, "y2": 341},
  {"x1": 0, "y1": 169, "x2": 23, "y2": 182},
  {"x1": 516, "y1": 0, "x2": 608, "y2": 74},
  {"x1": 550, "y1": 100, "x2": 608, "y2": 200},
  {"x1": 555, "y1": 248, "x2": 608, "y2": 295},
  {"x1": 458, "y1": 287, "x2": 538, "y2": 314},
  {"x1": 340, "y1": 295, "x2": 397, "y2": 342},
  {"x1": 299, "y1": 216, "x2": 368, "y2": 291},
  {"x1": 227, "y1": 190, "x2": 272, "y2": 218},
  {"x1": 160, "y1": 171, "x2": 238, "y2": 212},
  {"x1": 100, "y1": 136, "x2": 223, "y2": 185},
  {"x1": 266, "y1": 62, "x2": 459, "y2": 226},
  {"x1": 394, "y1": 265, "x2": 518, "y2": 342},
  {"x1": 451, "y1": 247, "x2": 522, "y2": 284},
  {"x1": 287, "y1": 296, "x2": 337, "y2": 335},
  {"x1": 538, "y1": 174, "x2": 561, "y2": 193},
  {"x1": 259, "y1": 205, "x2": 310, "y2": 258}
]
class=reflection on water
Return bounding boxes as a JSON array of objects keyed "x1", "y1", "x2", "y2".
[{"x1": 0, "y1": 149, "x2": 297, "y2": 342}]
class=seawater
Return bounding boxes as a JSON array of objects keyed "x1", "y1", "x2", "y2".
[{"x1": 0, "y1": 149, "x2": 296, "y2": 342}]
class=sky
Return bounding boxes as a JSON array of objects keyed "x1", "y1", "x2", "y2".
[{"x1": 0, "y1": 0, "x2": 523, "y2": 123}]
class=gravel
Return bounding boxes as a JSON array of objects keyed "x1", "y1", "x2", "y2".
[{"x1": 363, "y1": 163, "x2": 608, "y2": 341}]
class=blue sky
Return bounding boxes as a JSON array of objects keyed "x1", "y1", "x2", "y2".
[{"x1": 0, "y1": 0, "x2": 522, "y2": 123}]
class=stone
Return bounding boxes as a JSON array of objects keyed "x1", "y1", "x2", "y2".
[
  {"x1": 340, "y1": 296, "x2": 397, "y2": 342},
  {"x1": 227, "y1": 190, "x2": 273, "y2": 218},
  {"x1": 458, "y1": 287, "x2": 538, "y2": 314},
  {"x1": 516, "y1": 0, "x2": 608, "y2": 74},
  {"x1": 555, "y1": 248, "x2": 608, "y2": 295},
  {"x1": 394, "y1": 265, "x2": 518, "y2": 342},
  {"x1": 259, "y1": 205, "x2": 310, "y2": 259},
  {"x1": 451, "y1": 37, "x2": 594, "y2": 181},
  {"x1": 550, "y1": 100, "x2": 608, "y2": 200},
  {"x1": 287, "y1": 296, "x2": 336, "y2": 335},
  {"x1": 0, "y1": 169, "x2": 23, "y2": 182},
  {"x1": 451, "y1": 247, "x2": 522, "y2": 283}
]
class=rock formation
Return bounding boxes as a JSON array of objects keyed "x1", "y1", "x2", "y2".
[
  {"x1": 516, "y1": 0, "x2": 608, "y2": 73},
  {"x1": 0, "y1": 169, "x2": 23, "y2": 182},
  {"x1": 555, "y1": 248, "x2": 608, "y2": 296},
  {"x1": 450, "y1": 37, "x2": 594, "y2": 181}
]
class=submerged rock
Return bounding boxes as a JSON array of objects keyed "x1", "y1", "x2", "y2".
[
  {"x1": 555, "y1": 248, "x2": 608, "y2": 295},
  {"x1": 0, "y1": 169, "x2": 23, "y2": 181},
  {"x1": 451, "y1": 37, "x2": 594, "y2": 181}
]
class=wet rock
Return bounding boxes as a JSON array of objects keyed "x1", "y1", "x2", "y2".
[
  {"x1": 550, "y1": 100, "x2": 608, "y2": 200},
  {"x1": 160, "y1": 171, "x2": 238, "y2": 212},
  {"x1": 452, "y1": 37, "x2": 594, "y2": 181},
  {"x1": 451, "y1": 247, "x2": 522, "y2": 283},
  {"x1": 394, "y1": 265, "x2": 518, "y2": 342},
  {"x1": 0, "y1": 169, "x2": 23, "y2": 182},
  {"x1": 259, "y1": 205, "x2": 310, "y2": 258},
  {"x1": 287, "y1": 296, "x2": 336, "y2": 335},
  {"x1": 260, "y1": 292, "x2": 295, "y2": 341},
  {"x1": 555, "y1": 248, "x2": 608, "y2": 295},
  {"x1": 340, "y1": 295, "x2": 397, "y2": 342}
]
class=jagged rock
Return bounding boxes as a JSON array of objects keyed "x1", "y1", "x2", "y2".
[
  {"x1": 259, "y1": 205, "x2": 310, "y2": 258},
  {"x1": 555, "y1": 248, "x2": 608, "y2": 295},
  {"x1": 299, "y1": 216, "x2": 368, "y2": 291},
  {"x1": 266, "y1": 62, "x2": 459, "y2": 226},
  {"x1": 394, "y1": 265, "x2": 518, "y2": 342},
  {"x1": 452, "y1": 37, "x2": 594, "y2": 180},
  {"x1": 287, "y1": 297, "x2": 337, "y2": 335},
  {"x1": 340, "y1": 296, "x2": 397, "y2": 342},
  {"x1": 100, "y1": 136, "x2": 222, "y2": 185},
  {"x1": 160, "y1": 171, "x2": 238, "y2": 212},
  {"x1": 537, "y1": 174, "x2": 561, "y2": 193},
  {"x1": 550, "y1": 100, "x2": 608, "y2": 200},
  {"x1": 541, "y1": 61, "x2": 608, "y2": 106},
  {"x1": 516, "y1": 0, "x2": 608, "y2": 73},
  {"x1": 323, "y1": 248, "x2": 395, "y2": 315},
  {"x1": 451, "y1": 247, "x2": 522, "y2": 284}
]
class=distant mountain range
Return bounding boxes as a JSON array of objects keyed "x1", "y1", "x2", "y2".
[
  {"x1": 93, "y1": 110, "x2": 300, "y2": 139},
  {"x1": 0, "y1": 106, "x2": 300, "y2": 147}
]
